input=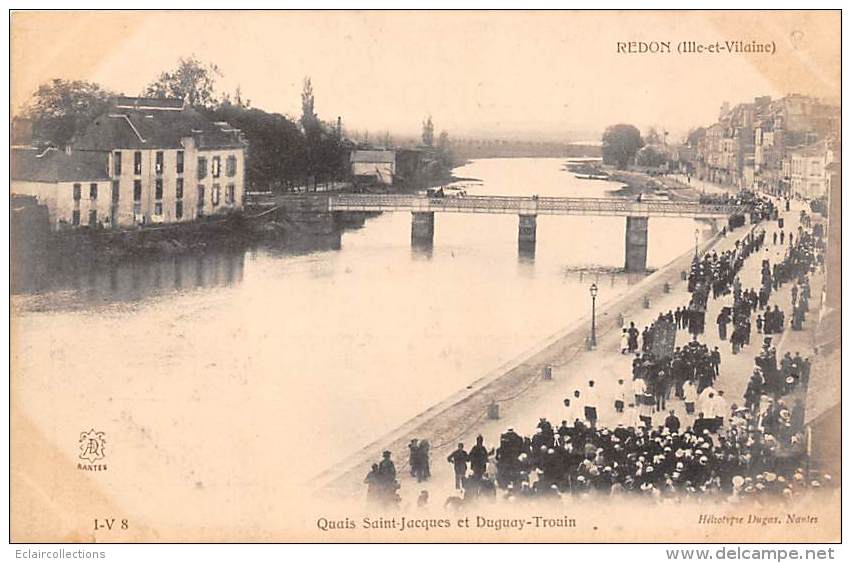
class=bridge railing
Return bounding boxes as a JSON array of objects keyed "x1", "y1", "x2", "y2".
[{"x1": 328, "y1": 194, "x2": 746, "y2": 217}]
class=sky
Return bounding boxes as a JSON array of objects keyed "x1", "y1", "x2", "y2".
[{"x1": 11, "y1": 11, "x2": 840, "y2": 142}]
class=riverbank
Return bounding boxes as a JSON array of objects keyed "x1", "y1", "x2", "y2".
[
  {"x1": 389, "y1": 172, "x2": 480, "y2": 195},
  {"x1": 603, "y1": 168, "x2": 737, "y2": 202},
  {"x1": 312, "y1": 222, "x2": 729, "y2": 498},
  {"x1": 35, "y1": 215, "x2": 258, "y2": 262}
]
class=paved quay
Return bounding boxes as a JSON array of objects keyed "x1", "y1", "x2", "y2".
[{"x1": 316, "y1": 197, "x2": 821, "y2": 507}]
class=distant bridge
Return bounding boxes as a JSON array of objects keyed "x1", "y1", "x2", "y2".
[{"x1": 246, "y1": 193, "x2": 746, "y2": 272}]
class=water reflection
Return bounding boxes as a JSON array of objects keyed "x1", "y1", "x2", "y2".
[
  {"x1": 12, "y1": 228, "x2": 349, "y2": 309},
  {"x1": 16, "y1": 251, "x2": 245, "y2": 306},
  {"x1": 262, "y1": 230, "x2": 343, "y2": 256},
  {"x1": 517, "y1": 240, "x2": 536, "y2": 263},
  {"x1": 411, "y1": 240, "x2": 434, "y2": 260}
]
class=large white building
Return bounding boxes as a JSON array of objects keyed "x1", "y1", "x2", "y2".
[
  {"x1": 783, "y1": 141, "x2": 837, "y2": 199},
  {"x1": 11, "y1": 97, "x2": 248, "y2": 230}
]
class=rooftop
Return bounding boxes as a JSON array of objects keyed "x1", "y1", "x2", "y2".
[
  {"x1": 11, "y1": 147, "x2": 110, "y2": 183},
  {"x1": 350, "y1": 149, "x2": 396, "y2": 164},
  {"x1": 73, "y1": 97, "x2": 247, "y2": 151},
  {"x1": 113, "y1": 96, "x2": 186, "y2": 111}
]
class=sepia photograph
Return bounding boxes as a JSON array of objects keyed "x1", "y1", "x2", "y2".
[{"x1": 7, "y1": 8, "x2": 842, "y2": 547}]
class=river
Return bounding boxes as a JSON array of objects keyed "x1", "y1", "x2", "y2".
[{"x1": 11, "y1": 158, "x2": 707, "y2": 514}]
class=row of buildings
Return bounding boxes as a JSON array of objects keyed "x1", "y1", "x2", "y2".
[
  {"x1": 11, "y1": 96, "x2": 248, "y2": 231},
  {"x1": 683, "y1": 94, "x2": 839, "y2": 199}
]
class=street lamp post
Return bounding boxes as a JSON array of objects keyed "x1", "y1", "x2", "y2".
[
  {"x1": 590, "y1": 283, "x2": 598, "y2": 350},
  {"x1": 694, "y1": 228, "x2": 699, "y2": 258}
]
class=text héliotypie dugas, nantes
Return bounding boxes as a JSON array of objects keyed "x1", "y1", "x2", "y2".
[{"x1": 316, "y1": 515, "x2": 578, "y2": 533}]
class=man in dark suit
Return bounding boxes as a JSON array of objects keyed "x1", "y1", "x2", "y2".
[
  {"x1": 447, "y1": 443, "x2": 469, "y2": 490},
  {"x1": 469, "y1": 435, "x2": 491, "y2": 479},
  {"x1": 664, "y1": 410, "x2": 681, "y2": 434}
]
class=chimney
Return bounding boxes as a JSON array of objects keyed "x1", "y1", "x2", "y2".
[{"x1": 64, "y1": 145, "x2": 73, "y2": 155}]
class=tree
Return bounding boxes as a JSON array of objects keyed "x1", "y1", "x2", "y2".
[
  {"x1": 645, "y1": 126, "x2": 663, "y2": 146},
  {"x1": 300, "y1": 77, "x2": 319, "y2": 133},
  {"x1": 20, "y1": 79, "x2": 115, "y2": 146},
  {"x1": 144, "y1": 56, "x2": 221, "y2": 108},
  {"x1": 635, "y1": 145, "x2": 668, "y2": 168},
  {"x1": 205, "y1": 104, "x2": 307, "y2": 190},
  {"x1": 422, "y1": 115, "x2": 434, "y2": 146},
  {"x1": 686, "y1": 127, "x2": 706, "y2": 147},
  {"x1": 601, "y1": 124, "x2": 644, "y2": 169},
  {"x1": 219, "y1": 85, "x2": 250, "y2": 109},
  {"x1": 437, "y1": 130, "x2": 450, "y2": 150},
  {"x1": 436, "y1": 130, "x2": 454, "y2": 168}
]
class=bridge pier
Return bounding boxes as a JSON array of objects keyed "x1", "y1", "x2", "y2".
[
  {"x1": 518, "y1": 214, "x2": 537, "y2": 257},
  {"x1": 411, "y1": 212, "x2": 435, "y2": 245},
  {"x1": 518, "y1": 214, "x2": 537, "y2": 244},
  {"x1": 624, "y1": 216, "x2": 649, "y2": 273}
]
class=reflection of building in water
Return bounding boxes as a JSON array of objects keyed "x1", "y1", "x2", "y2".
[
  {"x1": 16, "y1": 250, "x2": 246, "y2": 304},
  {"x1": 12, "y1": 227, "x2": 350, "y2": 301}
]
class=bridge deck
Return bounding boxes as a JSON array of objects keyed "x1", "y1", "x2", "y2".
[{"x1": 326, "y1": 194, "x2": 743, "y2": 218}]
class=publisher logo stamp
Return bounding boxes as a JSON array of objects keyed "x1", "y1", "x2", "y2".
[{"x1": 78, "y1": 429, "x2": 108, "y2": 471}]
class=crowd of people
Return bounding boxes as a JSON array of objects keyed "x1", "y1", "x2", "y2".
[
  {"x1": 364, "y1": 192, "x2": 831, "y2": 508},
  {"x1": 369, "y1": 403, "x2": 830, "y2": 507}
]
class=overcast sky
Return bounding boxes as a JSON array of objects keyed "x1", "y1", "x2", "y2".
[{"x1": 12, "y1": 11, "x2": 840, "y2": 142}]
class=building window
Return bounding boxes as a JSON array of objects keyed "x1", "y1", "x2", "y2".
[
  {"x1": 198, "y1": 157, "x2": 207, "y2": 179},
  {"x1": 175, "y1": 178, "x2": 184, "y2": 221},
  {"x1": 112, "y1": 180, "x2": 120, "y2": 203},
  {"x1": 212, "y1": 184, "x2": 221, "y2": 206},
  {"x1": 134, "y1": 180, "x2": 142, "y2": 202},
  {"x1": 90, "y1": 183, "x2": 98, "y2": 200},
  {"x1": 155, "y1": 151, "x2": 164, "y2": 175},
  {"x1": 73, "y1": 183, "x2": 82, "y2": 201},
  {"x1": 226, "y1": 184, "x2": 235, "y2": 204},
  {"x1": 212, "y1": 156, "x2": 221, "y2": 178},
  {"x1": 226, "y1": 155, "x2": 237, "y2": 177},
  {"x1": 176, "y1": 150, "x2": 184, "y2": 174},
  {"x1": 89, "y1": 209, "x2": 98, "y2": 227},
  {"x1": 134, "y1": 151, "x2": 142, "y2": 175},
  {"x1": 197, "y1": 186, "x2": 205, "y2": 217},
  {"x1": 154, "y1": 202, "x2": 163, "y2": 216},
  {"x1": 155, "y1": 178, "x2": 163, "y2": 200},
  {"x1": 113, "y1": 151, "x2": 122, "y2": 175},
  {"x1": 72, "y1": 209, "x2": 81, "y2": 226}
]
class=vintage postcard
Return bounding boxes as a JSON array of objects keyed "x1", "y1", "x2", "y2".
[{"x1": 9, "y1": 10, "x2": 841, "y2": 543}]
